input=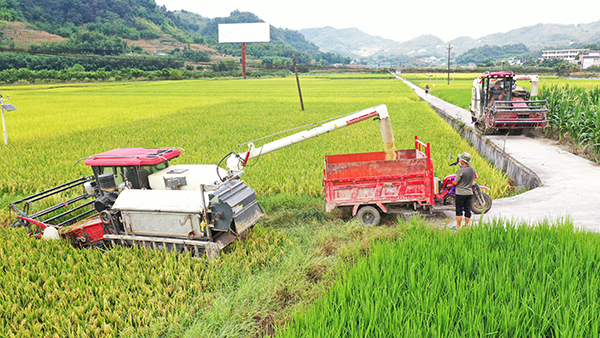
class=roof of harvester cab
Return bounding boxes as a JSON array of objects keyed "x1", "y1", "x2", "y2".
[
  {"x1": 481, "y1": 71, "x2": 514, "y2": 78},
  {"x1": 83, "y1": 148, "x2": 182, "y2": 166}
]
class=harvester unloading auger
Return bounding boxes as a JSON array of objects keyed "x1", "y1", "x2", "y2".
[{"x1": 10, "y1": 104, "x2": 395, "y2": 258}]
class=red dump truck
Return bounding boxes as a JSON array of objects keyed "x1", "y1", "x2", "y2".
[{"x1": 324, "y1": 136, "x2": 434, "y2": 226}]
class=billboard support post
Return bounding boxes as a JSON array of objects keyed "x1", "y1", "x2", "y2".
[{"x1": 242, "y1": 42, "x2": 246, "y2": 79}]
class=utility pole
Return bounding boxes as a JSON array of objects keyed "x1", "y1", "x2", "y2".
[{"x1": 447, "y1": 43, "x2": 452, "y2": 85}]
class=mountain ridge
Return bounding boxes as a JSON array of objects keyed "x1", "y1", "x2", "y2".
[{"x1": 301, "y1": 21, "x2": 600, "y2": 60}]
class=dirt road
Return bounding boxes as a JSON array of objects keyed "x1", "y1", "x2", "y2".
[{"x1": 397, "y1": 75, "x2": 600, "y2": 231}]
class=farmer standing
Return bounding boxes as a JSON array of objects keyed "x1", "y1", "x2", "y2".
[
  {"x1": 425, "y1": 83, "x2": 430, "y2": 94},
  {"x1": 452, "y1": 152, "x2": 476, "y2": 229}
]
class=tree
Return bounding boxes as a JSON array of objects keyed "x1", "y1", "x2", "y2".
[
  {"x1": 457, "y1": 44, "x2": 529, "y2": 64},
  {"x1": 71, "y1": 64, "x2": 85, "y2": 72},
  {"x1": 555, "y1": 61, "x2": 579, "y2": 76},
  {"x1": 540, "y1": 57, "x2": 563, "y2": 68}
]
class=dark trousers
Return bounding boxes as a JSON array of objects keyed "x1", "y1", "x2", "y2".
[{"x1": 455, "y1": 194, "x2": 473, "y2": 218}]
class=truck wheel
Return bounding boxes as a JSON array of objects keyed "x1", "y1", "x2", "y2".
[
  {"x1": 356, "y1": 206, "x2": 381, "y2": 226},
  {"x1": 471, "y1": 192, "x2": 492, "y2": 214}
]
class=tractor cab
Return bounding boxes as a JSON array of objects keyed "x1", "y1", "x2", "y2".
[
  {"x1": 484, "y1": 75, "x2": 512, "y2": 107},
  {"x1": 472, "y1": 71, "x2": 514, "y2": 117}
]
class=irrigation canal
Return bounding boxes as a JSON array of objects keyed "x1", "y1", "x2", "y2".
[{"x1": 395, "y1": 74, "x2": 600, "y2": 232}]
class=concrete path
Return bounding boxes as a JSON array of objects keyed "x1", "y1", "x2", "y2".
[{"x1": 396, "y1": 75, "x2": 600, "y2": 231}]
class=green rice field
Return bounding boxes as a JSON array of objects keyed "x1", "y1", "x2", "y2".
[{"x1": 280, "y1": 218, "x2": 600, "y2": 338}]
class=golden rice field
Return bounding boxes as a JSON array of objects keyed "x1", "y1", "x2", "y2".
[
  {"x1": 0, "y1": 75, "x2": 512, "y2": 208},
  {"x1": 0, "y1": 74, "x2": 515, "y2": 337},
  {"x1": 1, "y1": 224, "x2": 288, "y2": 337}
]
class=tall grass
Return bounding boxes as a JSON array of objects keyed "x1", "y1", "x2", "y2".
[{"x1": 279, "y1": 218, "x2": 600, "y2": 337}]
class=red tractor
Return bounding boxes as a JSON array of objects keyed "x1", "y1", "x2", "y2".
[{"x1": 470, "y1": 72, "x2": 549, "y2": 134}]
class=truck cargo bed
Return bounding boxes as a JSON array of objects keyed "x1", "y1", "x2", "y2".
[{"x1": 324, "y1": 137, "x2": 434, "y2": 214}]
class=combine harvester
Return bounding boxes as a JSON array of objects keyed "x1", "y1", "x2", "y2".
[
  {"x1": 470, "y1": 72, "x2": 549, "y2": 134},
  {"x1": 11, "y1": 104, "x2": 407, "y2": 258}
]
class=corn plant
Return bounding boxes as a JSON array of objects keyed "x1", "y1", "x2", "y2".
[{"x1": 538, "y1": 84, "x2": 600, "y2": 161}]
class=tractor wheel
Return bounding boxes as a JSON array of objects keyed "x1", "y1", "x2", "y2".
[
  {"x1": 471, "y1": 192, "x2": 492, "y2": 214},
  {"x1": 356, "y1": 206, "x2": 381, "y2": 226}
]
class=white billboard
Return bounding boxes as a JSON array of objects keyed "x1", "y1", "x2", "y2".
[{"x1": 218, "y1": 22, "x2": 271, "y2": 43}]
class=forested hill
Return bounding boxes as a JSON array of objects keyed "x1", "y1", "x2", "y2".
[
  {"x1": 0, "y1": 0, "x2": 345, "y2": 69},
  {"x1": 1, "y1": 0, "x2": 167, "y2": 39}
]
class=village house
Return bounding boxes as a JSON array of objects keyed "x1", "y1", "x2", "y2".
[
  {"x1": 580, "y1": 51, "x2": 600, "y2": 69},
  {"x1": 541, "y1": 49, "x2": 585, "y2": 63}
]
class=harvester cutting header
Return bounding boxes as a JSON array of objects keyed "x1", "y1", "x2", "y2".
[{"x1": 11, "y1": 104, "x2": 396, "y2": 258}]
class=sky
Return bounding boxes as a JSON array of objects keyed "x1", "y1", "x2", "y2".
[{"x1": 155, "y1": 0, "x2": 600, "y2": 43}]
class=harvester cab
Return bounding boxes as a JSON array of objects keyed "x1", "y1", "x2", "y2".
[
  {"x1": 470, "y1": 72, "x2": 549, "y2": 134},
  {"x1": 84, "y1": 148, "x2": 182, "y2": 210}
]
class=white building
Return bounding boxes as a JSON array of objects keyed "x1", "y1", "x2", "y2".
[
  {"x1": 541, "y1": 49, "x2": 585, "y2": 63},
  {"x1": 581, "y1": 51, "x2": 600, "y2": 69}
]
